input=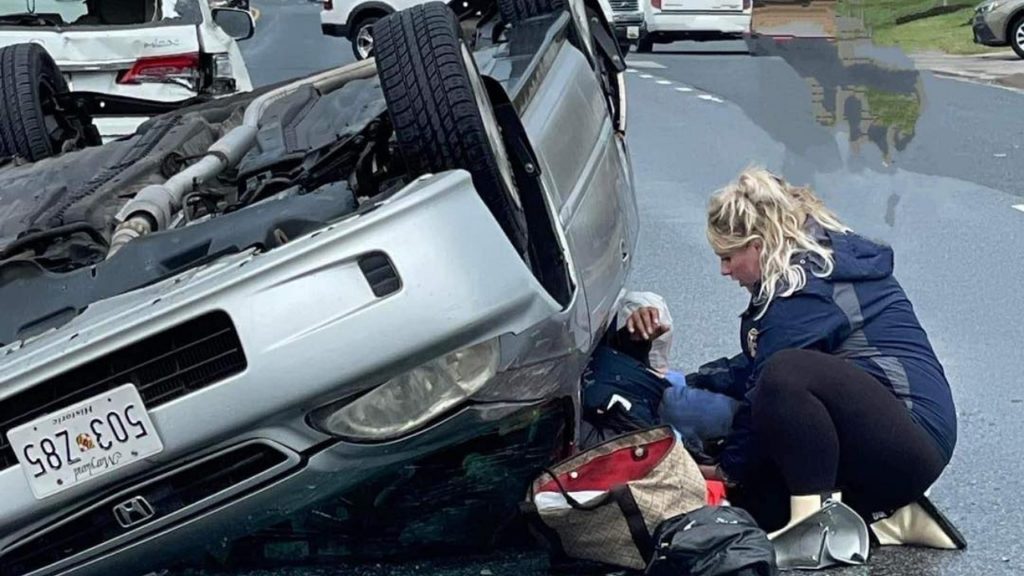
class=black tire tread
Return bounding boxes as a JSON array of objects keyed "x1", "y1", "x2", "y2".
[
  {"x1": 374, "y1": 2, "x2": 527, "y2": 252},
  {"x1": 0, "y1": 43, "x2": 65, "y2": 162},
  {"x1": 497, "y1": 0, "x2": 565, "y2": 24}
]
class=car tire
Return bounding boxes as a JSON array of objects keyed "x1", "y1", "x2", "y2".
[
  {"x1": 350, "y1": 15, "x2": 380, "y2": 60},
  {"x1": 1010, "y1": 14, "x2": 1024, "y2": 59},
  {"x1": 0, "y1": 43, "x2": 75, "y2": 162},
  {"x1": 374, "y1": 2, "x2": 529, "y2": 255},
  {"x1": 636, "y1": 36, "x2": 653, "y2": 53},
  {"x1": 497, "y1": 0, "x2": 565, "y2": 24}
]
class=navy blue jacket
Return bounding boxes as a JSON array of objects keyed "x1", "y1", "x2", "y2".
[{"x1": 690, "y1": 228, "x2": 957, "y2": 484}]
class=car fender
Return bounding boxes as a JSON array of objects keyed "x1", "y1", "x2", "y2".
[
  {"x1": 1007, "y1": 7, "x2": 1024, "y2": 39},
  {"x1": 197, "y1": 5, "x2": 254, "y2": 92},
  {"x1": 346, "y1": 1, "x2": 397, "y2": 32}
]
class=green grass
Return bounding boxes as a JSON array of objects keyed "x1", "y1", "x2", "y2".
[
  {"x1": 838, "y1": 0, "x2": 959, "y2": 31},
  {"x1": 872, "y1": 7, "x2": 1005, "y2": 54},
  {"x1": 838, "y1": 1, "x2": 1006, "y2": 55},
  {"x1": 864, "y1": 89, "x2": 921, "y2": 135}
]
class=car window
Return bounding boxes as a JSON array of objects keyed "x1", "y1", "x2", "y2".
[
  {"x1": 0, "y1": 0, "x2": 88, "y2": 22},
  {"x1": 0, "y1": 0, "x2": 201, "y2": 26}
]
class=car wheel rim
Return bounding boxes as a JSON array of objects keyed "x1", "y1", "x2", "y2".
[
  {"x1": 1017, "y1": 24, "x2": 1024, "y2": 48},
  {"x1": 357, "y1": 25, "x2": 374, "y2": 59},
  {"x1": 461, "y1": 44, "x2": 523, "y2": 212}
]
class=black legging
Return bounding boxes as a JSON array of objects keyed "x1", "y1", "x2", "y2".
[{"x1": 730, "y1": 349, "x2": 948, "y2": 531}]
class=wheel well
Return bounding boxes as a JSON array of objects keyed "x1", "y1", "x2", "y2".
[
  {"x1": 1008, "y1": 9, "x2": 1024, "y2": 40},
  {"x1": 481, "y1": 75, "x2": 574, "y2": 307},
  {"x1": 348, "y1": 5, "x2": 391, "y2": 32}
]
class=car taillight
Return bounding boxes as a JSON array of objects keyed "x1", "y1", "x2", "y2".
[
  {"x1": 118, "y1": 53, "x2": 201, "y2": 89},
  {"x1": 742, "y1": 0, "x2": 751, "y2": 9},
  {"x1": 324, "y1": 0, "x2": 333, "y2": 10},
  {"x1": 651, "y1": 0, "x2": 661, "y2": 8},
  {"x1": 209, "y1": 53, "x2": 238, "y2": 95}
]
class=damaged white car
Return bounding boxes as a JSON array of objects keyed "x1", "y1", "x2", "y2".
[
  {"x1": 0, "y1": 0, "x2": 255, "y2": 144},
  {"x1": 0, "y1": 0, "x2": 633, "y2": 573}
]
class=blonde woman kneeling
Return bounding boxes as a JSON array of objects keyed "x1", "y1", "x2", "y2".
[{"x1": 689, "y1": 168, "x2": 958, "y2": 546}]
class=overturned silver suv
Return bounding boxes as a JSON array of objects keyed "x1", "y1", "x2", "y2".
[{"x1": 0, "y1": 0, "x2": 635, "y2": 573}]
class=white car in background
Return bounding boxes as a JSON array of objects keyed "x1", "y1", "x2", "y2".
[
  {"x1": 637, "y1": 0, "x2": 751, "y2": 52},
  {"x1": 321, "y1": 0, "x2": 616, "y2": 60},
  {"x1": 0, "y1": 0, "x2": 256, "y2": 140}
]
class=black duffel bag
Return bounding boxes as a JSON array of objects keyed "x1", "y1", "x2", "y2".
[
  {"x1": 579, "y1": 346, "x2": 670, "y2": 450},
  {"x1": 646, "y1": 507, "x2": 778, "y2": 576}
]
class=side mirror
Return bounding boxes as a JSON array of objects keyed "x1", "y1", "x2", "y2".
[{"x1": 212, "y1": 8, "x2": 255, "y2": 41}]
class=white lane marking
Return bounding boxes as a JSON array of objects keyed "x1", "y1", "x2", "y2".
[
  {"x1": 698, "y1": 94, "x2": 724, "y2": 103},
  {"x1": 626, "y1": 68, "x2": 638, "y2": 73},
  {"x1": 656, "y1": 80, "x2": 672, "y2": 85},
  {"x1": 639, "y1": 74, "x2": 654, "y2": 79},
  {"x1": 675, "y1": 87, "x2": 694, "y2": 93},
  {"x1": 626, "y1": 60, "x2": 666, "y2": 69},
  {"x1": 1013, "y1": 205, "x2": 1024, "y2": 213}
]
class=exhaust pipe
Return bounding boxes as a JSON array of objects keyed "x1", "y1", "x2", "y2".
[{"x1": 108, "y1": 59, "x2": 379, "y2": 258}]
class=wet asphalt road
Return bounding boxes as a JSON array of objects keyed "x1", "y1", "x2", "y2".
[{"x1": 232, "y1": 1, "x2": 1024, "y2": 574}]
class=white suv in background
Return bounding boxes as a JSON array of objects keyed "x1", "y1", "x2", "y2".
[
  {"x1": 320, "y1": 0, "x2": 408, "y2": 60},
  {"x1": 638, "y1": 0, "x2": 751, "y2": 52},
  {"x1": 0, "y1": 0, "x2": 256, "y2": 139},
  {"x1": 322, "y1": 0, "x2": 617, "y2": 60}
]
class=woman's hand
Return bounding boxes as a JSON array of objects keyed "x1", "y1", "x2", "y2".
[{"x1": 626, "y1": 306, "x2": 669, "y2": 341}]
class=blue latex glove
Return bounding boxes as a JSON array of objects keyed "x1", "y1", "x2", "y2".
[{"x1": 661, "y1": 370, "x2": 740, "y2": 450}]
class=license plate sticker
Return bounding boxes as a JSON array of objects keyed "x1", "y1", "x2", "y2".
[{"x1": 6, "y1": 384, "x2": 163, "y2": 500}]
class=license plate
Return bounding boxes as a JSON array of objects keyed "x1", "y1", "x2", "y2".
[
  {"x1": 6, "y1": 384, "x2": 163, "y2": 500},
  {"x1": 627, "y1": 26, "x2": 640, "y2": 39}
]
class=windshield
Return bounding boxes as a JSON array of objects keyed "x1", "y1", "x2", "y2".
[{"x1": 0, "y1": 0, "x2": 201, "y2": 26}]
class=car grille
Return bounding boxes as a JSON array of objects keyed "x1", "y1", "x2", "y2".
[
  {"x1": 0, "y1": 442, "x2": 288, "y2": 576},
  {"x1": 610, "y1": 0, "x2": 639, "y2": 12},
  {"x1": 0, "y1": 311, "x2": 246, "y2": 470}
]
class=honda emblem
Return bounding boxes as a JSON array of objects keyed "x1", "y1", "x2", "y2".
[{"x1": 113, "y1": 496, "x2": 156, "y2": 529}]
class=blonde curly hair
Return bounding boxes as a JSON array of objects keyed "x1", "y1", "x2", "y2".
[{"x1": 706, "y1": 167, "x2": 851, "y2": 318}]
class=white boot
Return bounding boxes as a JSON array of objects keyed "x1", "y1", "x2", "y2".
[
  {"x1": 768, "y1": 491, "x2": 842, "y2": 541},
  {"x1": 870, "y1": 497, "x2": 966, "y2": 550}
]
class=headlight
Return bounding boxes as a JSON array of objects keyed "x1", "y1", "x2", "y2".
[
  {"x1": 979, "y1": 2, "x2": 1000, "y2": 13},
  {"x1": 310, "y1": 339, "x2": 500, "y2": 440}
]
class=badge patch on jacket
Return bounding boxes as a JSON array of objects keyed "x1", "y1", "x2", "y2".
[{"x1": 747, "y1": 328, "x2": 759, "y2": 358}]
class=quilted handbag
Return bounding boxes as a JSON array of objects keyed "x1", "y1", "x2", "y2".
[{"x1": 523, "y1": 426, "x2": 706, "y2": 570}]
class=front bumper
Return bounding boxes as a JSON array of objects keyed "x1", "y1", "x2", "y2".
[
  {"x1": 612, "y1": 13, "x2": 645, "y2": 41},
  {"x1": 0, "y1": 171, "x2": 565, "y2": 574},
  {"x1": 6, "y1": 399, "x2": 573, "y2": 575},
  {"x1": 645, "y1": 11, "x2": 751, "y2": 36},
  {"x1": 321, "y1": 22, "x2": 349, "y2": 37},
  {"x1": 972, "y1": 12, "x2": 1003, "y2": 45}
]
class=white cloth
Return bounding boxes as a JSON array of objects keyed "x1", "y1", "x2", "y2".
[
  {"x1": 615, "y1": 291, "x2": 674, "y2": 375},
  {"x1": 534, "y1": 490, "x2": 607, "y2": 512}
]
